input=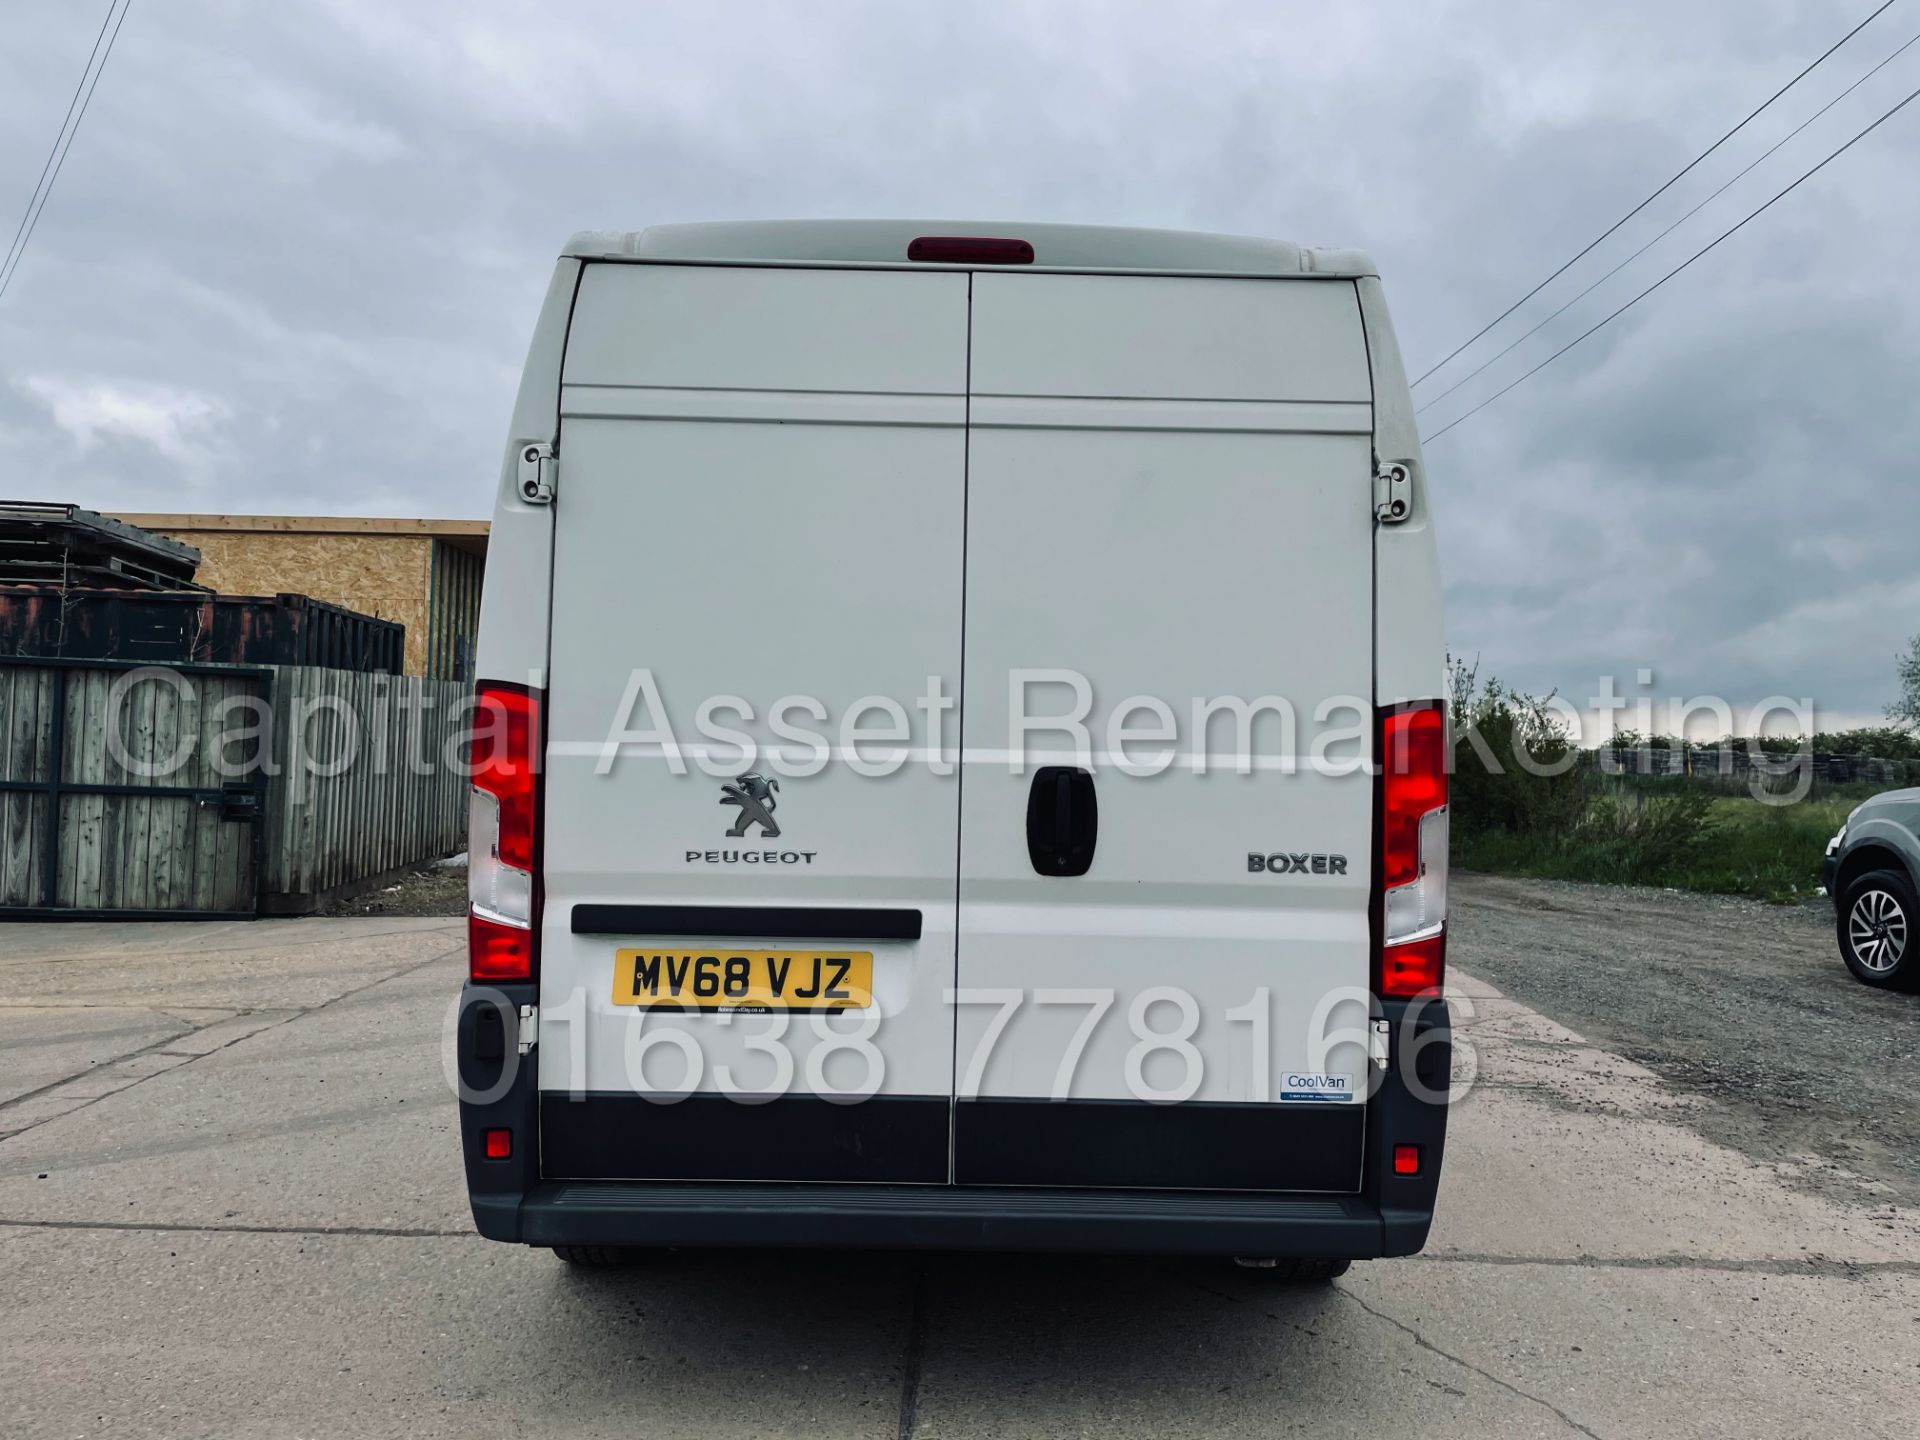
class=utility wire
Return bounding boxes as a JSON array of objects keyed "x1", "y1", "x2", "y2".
[
  {"x1": 1416, "y1": 25, "x2": 1920, "y2": 417},
  {"x1": 1420, "y1": 80, "x2": 1920, "y2": 445},
  {"x1": 1409, "y1": 0, "x2": 1899, "y2": 388},
  {"x1": 0, "y1": 0, "x2": 134, "y2": 304},
  {"x1": 0, "y1": 2, "x2": 115, "y2": 287}
]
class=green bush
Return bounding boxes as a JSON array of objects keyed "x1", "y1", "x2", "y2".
[
  {"x1": 1567, "y1": 787, "x2": 1717, "y2": 884},
  {"x1": 1450, "y1": 678, "x2": 1592, "y2": 839},
  {"x1": 1450, "y1": 671, "x2": 1715, "y2": 893}
]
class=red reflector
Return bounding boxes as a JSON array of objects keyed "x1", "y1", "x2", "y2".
[
  {"x1": 1393, "y1": 1143, "x2": 1420, "y2": 1176},
  {"x1": 483, "y1": 1128, "x2": 512, "y2": 1160},
  {"x1": 471, "y1": 683, "x2": 540, "y2": 872},
  {"x1": 908, "y1": 235, "x2": 1035, "y2": 265},
  {"x1": 1381, "y1": 931, "x2": 1446, "y2": 998},
  {"x1": 1381, "y1": 704, "x2": 1447, "y2": 889},
  {"x1": 469, "y1": 909, "x2": 534, "y2": 982}
]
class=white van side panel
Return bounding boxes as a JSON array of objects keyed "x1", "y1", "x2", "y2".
[
  {"x1": 1357, "y1": 276, "x2": 1444, "y2": 707},
  {"x1": 474, "y1": 258, "x2": 578, "y2": 688}
]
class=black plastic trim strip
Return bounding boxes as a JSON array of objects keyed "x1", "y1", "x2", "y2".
[
  {"x1": 540, "y1": 1092, "x2": 949, "y2": 1184},
  {"x1": 954, "y1": 1097, "x2": 1365, "y2": 1192},
  {"x1": 570, "y1": 904, "x2": 923, "y2": 941}
]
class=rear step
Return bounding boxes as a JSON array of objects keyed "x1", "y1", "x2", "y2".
[{"x1": 491, "y1": 1182, "x2": 1390, "y2": 1257}]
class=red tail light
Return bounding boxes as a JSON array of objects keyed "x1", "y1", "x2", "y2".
[
  {"x1": 1382, "y1": 705, "x2": 1446, "y2": 887},
  {"x1": 470, "y1": 909, "x2": 537, "y2": 982},
  {"x1": 471, "y1": 684, "x2": 540, "y2": 871},
  {"x1": 469, "y1": 682, "x2": 542, "y2": 982},
  {"x1": 1381, "y1": 930, "x2": 1446, "y2": 998},
  {"x1": 1379, "y1": 703, "x2": 1449, "y2": 998}
]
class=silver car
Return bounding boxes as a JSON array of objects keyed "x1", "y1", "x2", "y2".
[{"x1": 1823, "y1": 787, "x2": 1920, "y2": 989}]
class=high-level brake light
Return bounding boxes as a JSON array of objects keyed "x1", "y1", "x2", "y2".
[
  {"x1": 469, "y1": 682, "x2": 542, "y2": 982},
  {"x1": 907, "y1": 236, "x2": 1035, "y2": 265},
  {"x1": 1379, "y1": 703, "x2": 1449, "y2": 997}
]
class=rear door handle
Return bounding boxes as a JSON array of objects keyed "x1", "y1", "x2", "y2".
[{"x1": 1026, "y1": 766, "x2": 1097, "y2": 877}]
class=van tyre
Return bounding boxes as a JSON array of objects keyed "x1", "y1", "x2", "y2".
[
  {"x1": 1837, "y1": 869, "x2": 1917, "y2": 989},
  {"x1": 1237, "y1": 1256, "x2": 1352, "y2": 1282},
  {"x1": 551, "y1": 1245, "x2": 643, "y2": 1267}
]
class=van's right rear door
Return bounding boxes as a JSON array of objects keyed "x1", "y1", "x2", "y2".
[{"x1": 951, "y1": 272, "x2": 1379, "y2": 1191}]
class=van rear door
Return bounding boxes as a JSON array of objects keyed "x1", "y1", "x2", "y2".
[
  {"x1": 951, "y1": 272, "x2": 1378, "y2": 1190},
  {"x1": 537, "y1": 263, "x2": 967, "y2": 1184}
]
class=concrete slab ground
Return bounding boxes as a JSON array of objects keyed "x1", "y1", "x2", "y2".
[{"x1": 1, "y1": 881, "x2": 1915, "y2": 1438}]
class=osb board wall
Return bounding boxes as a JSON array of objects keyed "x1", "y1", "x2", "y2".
[
  {"x1": 149, "y1": 530, "x2": 435, "y2": 675},
  {"x1": 427, "y1": 538, "x2": 485, "y2": 681}
]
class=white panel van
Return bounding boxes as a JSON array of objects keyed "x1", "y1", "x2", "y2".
[{"x1": 456, "y1": 222, "x2": 1452, "y2": 1278}]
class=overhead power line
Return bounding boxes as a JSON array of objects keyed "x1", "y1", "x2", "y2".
[
  {"x1": 1419, "y1": 80, "x2": 1920, "y2": 446},
  {"x1": 0, "y1": 2, "x2": 115, "y2": 287},
  {"x1": 1409, "y1": 0, "x2": 1899, "y2": 388},
  {"x1": 0, "y1": 0, "x2": 135, "y2": 305},
  {"x1": 1416, "y1": 24, "x2": 1920, "y2": 417}
]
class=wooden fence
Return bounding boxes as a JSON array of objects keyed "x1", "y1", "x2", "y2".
[{"x1": 1, "y1": 659, "x2": 469, "y2": 918}]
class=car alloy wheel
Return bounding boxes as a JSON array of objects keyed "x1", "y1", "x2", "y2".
[{"x1": 1848, "y1": 888, "x2": 1909, "y2": 974}]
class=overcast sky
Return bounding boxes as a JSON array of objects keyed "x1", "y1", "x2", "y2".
[{"x1": 2, "y1": 0, "x2": 1917, "y2": 726}]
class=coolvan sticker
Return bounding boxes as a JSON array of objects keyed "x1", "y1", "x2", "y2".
[{"x1": 1279, "y1": 1073, "x2": 1357, "y2": 1103}]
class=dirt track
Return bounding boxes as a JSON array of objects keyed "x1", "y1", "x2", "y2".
[{"x1": 1451, "y1": 871, "x2": 1920, "y2": 1209}]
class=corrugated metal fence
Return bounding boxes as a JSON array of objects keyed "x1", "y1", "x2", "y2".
[
  {"x1": 1, "y1": 659, "x2": 468, "y2": 918},
  {"x1": 261, "y1": 666, "x2": 469, "y2": 909}
]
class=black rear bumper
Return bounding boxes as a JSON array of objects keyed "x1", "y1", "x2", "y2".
[
  {"x1": 476, "y1": 1180, "x2": 1423, "y2": 1257},
  {"x1": 457, "y1": 983, "x2": 1448, "y2": 1259}
]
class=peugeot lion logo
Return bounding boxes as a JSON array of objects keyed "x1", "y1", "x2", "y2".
[{"x1": 720, "y1": 772, "x2": 781, "y2": 838}]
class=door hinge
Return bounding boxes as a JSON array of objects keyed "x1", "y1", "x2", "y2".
[
  {"x1": 516, "y1": 442, "x2": 556, "y2": 505},
  {"x1": 1369, "y1": 1018, "x2": 1391, "y2": 1071},
  {"x1": 517, "y1": 1003, "x2": 537, "y2": 1054},
  {"x1": 1374, "y1": 460, "x2": 1412, "y2": 525}
]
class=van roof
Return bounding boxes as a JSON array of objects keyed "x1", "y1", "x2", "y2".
[{"x1": 562, "y1": 221, "x2": 1376, "y2": 278}]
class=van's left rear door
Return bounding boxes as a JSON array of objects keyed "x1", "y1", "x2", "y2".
[{"x1": 537, "y1": 263, "x2": 967, "y2": 1184}]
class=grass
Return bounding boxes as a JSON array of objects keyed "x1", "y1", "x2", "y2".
[
  {"x1": 1456, "y1": 778, "x2": 1867, "y2": 904},
  {"x1": 1446, "y1": 674, "x2": 1909, "y2": 904}
]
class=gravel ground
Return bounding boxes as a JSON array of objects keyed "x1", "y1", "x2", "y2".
[
  {"x1": 322, "y1": 861, "x2": 468, "y2": 917},
  {"x1": 1451, "y1": 870, "x2": 1920, "y2": 1209}
]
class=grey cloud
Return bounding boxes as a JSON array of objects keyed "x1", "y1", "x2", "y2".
[{"x1": 0, "y1": 0, "x2": 1915, "y2": 717}]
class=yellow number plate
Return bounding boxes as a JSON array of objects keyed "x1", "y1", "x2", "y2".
[{"x1": 612, "y1": 948, "x2": 874, "y2": 1011}]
